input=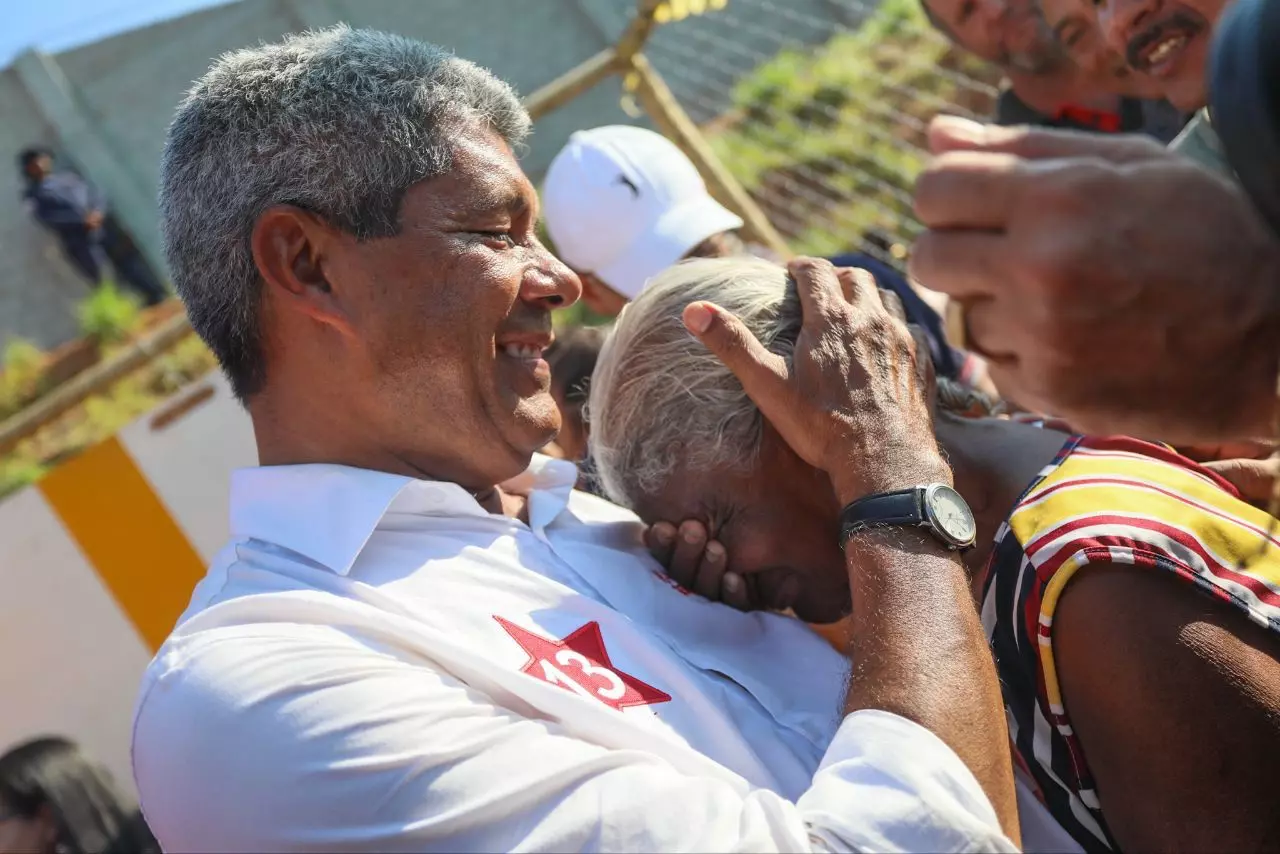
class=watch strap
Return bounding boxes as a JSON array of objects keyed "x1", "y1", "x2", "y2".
[{"x1": 839, "y1": 487, "x2": 924, "y2": 547}]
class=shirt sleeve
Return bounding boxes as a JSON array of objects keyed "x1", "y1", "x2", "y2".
[{"x1": 133, "y1": 625, "x2": 1015, "y2": 853}]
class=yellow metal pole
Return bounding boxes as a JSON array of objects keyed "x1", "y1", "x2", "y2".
[
  {"x1": 615, "y1": 0, "x2": 667, "y2": 63},
  {"x1": 627, "y1": 52, "x2": 791, "y2": 259},
  {"x1": 524, "y1": 48, "x2": 621, "y2": 122}
]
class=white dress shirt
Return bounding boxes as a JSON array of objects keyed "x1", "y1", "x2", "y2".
[{"x1": 132, "y1": 456, "x2": 1023, "y2": 852}]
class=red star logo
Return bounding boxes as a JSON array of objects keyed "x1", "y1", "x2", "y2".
[{"x1": 494, "y1": 616, "x2": 671, "y2": 711}]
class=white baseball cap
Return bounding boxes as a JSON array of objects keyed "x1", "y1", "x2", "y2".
[{"x1": 542, "y1": 125, "x2": 745, "y2": 301}]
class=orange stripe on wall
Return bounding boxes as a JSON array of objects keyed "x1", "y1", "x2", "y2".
[{"x1": 39, "y1": 437, "x2": 206, "y2": 652}]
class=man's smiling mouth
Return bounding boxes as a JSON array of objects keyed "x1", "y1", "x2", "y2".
[{"x1": 1126, "y1": 13, "x2": 1204, "y2": 77}]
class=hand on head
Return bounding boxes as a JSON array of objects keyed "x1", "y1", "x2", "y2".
[
  {"x1": 682, "y1": 258, "x2": 947, "y2": 506},
  {"x1": 647, "y1": 302, "x2": 946, "y2": 613}
]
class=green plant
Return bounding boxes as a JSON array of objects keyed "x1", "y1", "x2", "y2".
[
  {"x1": 4, "y1": 338, "x2": 45, "y2": 377},
  {"x1": 705, "y1": 1, "x2": 1000, "y2": 254},
  {"x1": 3, "y1": 337, "x2": 46, "y2": 388},
  {"x1": 147, "y1": 335, "x2": 220, "y2": 395},
  {"x1": 0, "y1": 456, "x2": 49, "y2": 500},
  {"x1": 77, "y1": 282, "x2": 143, "y2": 345},
  {"x1": 0, "y1": 334, "x2": 220, "y2": 502},
  {"x1": 0, "y1": 338, "x2": 48, "y2": 418}
]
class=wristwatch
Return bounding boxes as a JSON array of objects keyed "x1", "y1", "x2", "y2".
[{"x1": 839, "y1": 484, "x2": 977, "y2": 551}]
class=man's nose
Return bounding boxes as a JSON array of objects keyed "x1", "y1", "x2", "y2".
[
  {"x1": 1098, "y1": 0, "x2": 1156, "y2": 56},
  {"x1": 522, "y1": 245, "x2": 582, "y2": 310}
]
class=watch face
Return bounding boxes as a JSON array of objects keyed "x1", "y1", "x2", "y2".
[{"x1": 926, "y1": 484, "x2": 977, "y2": 546}]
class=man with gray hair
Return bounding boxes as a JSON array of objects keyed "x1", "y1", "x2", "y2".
[{"x1": 131, "y1": 26, "x2": 1020, "y2": 852}]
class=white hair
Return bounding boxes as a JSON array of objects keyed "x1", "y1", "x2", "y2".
[
  {"x1": 587, "y1": 256, "x2": 801, "y2": 510},
  {"x1": 588, "y1": 256, "x2": 983, "y2": 511},
  {"x1": 159, "y1": 25, "x2": 529, "y2": 400}
]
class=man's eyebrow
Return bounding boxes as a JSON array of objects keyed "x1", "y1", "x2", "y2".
[{"x1": 468, "y1": 186, "x2": 530, "y2": 219}]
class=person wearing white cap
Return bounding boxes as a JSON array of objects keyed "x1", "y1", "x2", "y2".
[
  {"x1": 543, "y1": 125, "x2": 748, "y2": 316},
  {"x1": 543, "y1": 125, "x2": 992, "y2": 395}
]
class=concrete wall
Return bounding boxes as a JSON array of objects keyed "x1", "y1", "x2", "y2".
[
  {"x1": 0, "y1": 0, "x2": 847, "y2": 352},
  {"x1": 0, "y1": 71, "x2": 94, "y2": 348},
  {"x1": 0, "y1": 371, "x2": 256, "y2": 792}
]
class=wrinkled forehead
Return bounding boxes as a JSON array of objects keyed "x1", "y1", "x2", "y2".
[{"x1": 417, "y1": 125, "x2": 539, "y2": 220}]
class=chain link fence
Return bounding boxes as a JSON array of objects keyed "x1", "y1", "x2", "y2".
[
  {"x1": 3, "y1": 0, "x2": 1003, "y2": 467},
  {"x1": 640, "y1": 0, "x2": 1002, "y2": 269}
]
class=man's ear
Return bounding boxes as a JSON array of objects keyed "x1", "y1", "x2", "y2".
[{"x1": 250, "y1": 205, "x2": 353, "y2": 336}]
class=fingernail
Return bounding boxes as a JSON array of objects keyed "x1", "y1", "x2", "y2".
[
  {"x1": 682, "y1": 525, "x2": 703, "y2": 544},
  {"x1": 652, "y1": 524, "x2": 674, "y2": 544},
  {"x1": 932, "y1": 114, "x2": 985, "y2": 142},
  {"x1": 684, "y1": 303, "x2": 714, "y2": 334},
  {"x1": 705, "y1": 542, "x2": 724, "y2": 561},
  {"x1": 723, "y1": 573, "x2": 741, "y2": 593}
]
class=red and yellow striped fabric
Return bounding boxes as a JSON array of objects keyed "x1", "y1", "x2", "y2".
[{"x1": 981, "y1": 435, "x2": 1280, "y2": 852}]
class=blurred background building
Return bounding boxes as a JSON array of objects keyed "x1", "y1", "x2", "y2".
[{"x1": 0, "y1": 0, "x2": 995, "y2": 350}]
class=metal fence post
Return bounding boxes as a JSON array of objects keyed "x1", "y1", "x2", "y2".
[{"x1": 626, "y1": 52, "x2": 791, "y2": 259}]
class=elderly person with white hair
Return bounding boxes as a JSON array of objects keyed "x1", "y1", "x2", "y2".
[
  {"x1": 130, "y1": 25, "x2": 1028, "y2": 854},
  {"x1": 589, "y1": 255, "x2": 1280, "y2": 854}
]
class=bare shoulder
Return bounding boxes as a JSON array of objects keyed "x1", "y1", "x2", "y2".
[{"x1": 1054, "y1": 562, "x2": 1280, "y2": 853}]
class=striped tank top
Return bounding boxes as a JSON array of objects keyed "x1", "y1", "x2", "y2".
[{"x1": 980, "y1": 435, "x2": 1280, "y2": 852}]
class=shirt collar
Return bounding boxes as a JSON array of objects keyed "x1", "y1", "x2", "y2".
[
  {"x1": 503, "y1": 454, "x2": 579, "y2": 532},
  {"x1": 228, "y1": 454, "x2": 580, "y2": 576}
]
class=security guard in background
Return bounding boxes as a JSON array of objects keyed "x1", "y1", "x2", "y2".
[{"x1": 18, "y1": 147, "x2": 166, "y2": 305}]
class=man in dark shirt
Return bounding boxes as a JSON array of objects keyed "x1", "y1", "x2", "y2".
[{"x1": 18, "y1": 148, "x2": 166, "y2": 305}]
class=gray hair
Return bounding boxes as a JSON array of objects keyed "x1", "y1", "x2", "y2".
[
  {"x1": 588, "y1": 256, "x2": 982, "y2": 511},
  {"x1": 587, "y1": 256, "x2": 801, "y2": 510},
  {"x1": 160, "y1": 25, "x2": 530, "y2": 400}
]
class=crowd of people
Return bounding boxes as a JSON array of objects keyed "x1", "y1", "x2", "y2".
[{"x1": 6, "y1": 0, "x2": 1280, "y2": 848}]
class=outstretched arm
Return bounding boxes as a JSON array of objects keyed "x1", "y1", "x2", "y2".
[{"x1": 684, "y1": 257, "x2": 1019, "y2": 841}]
